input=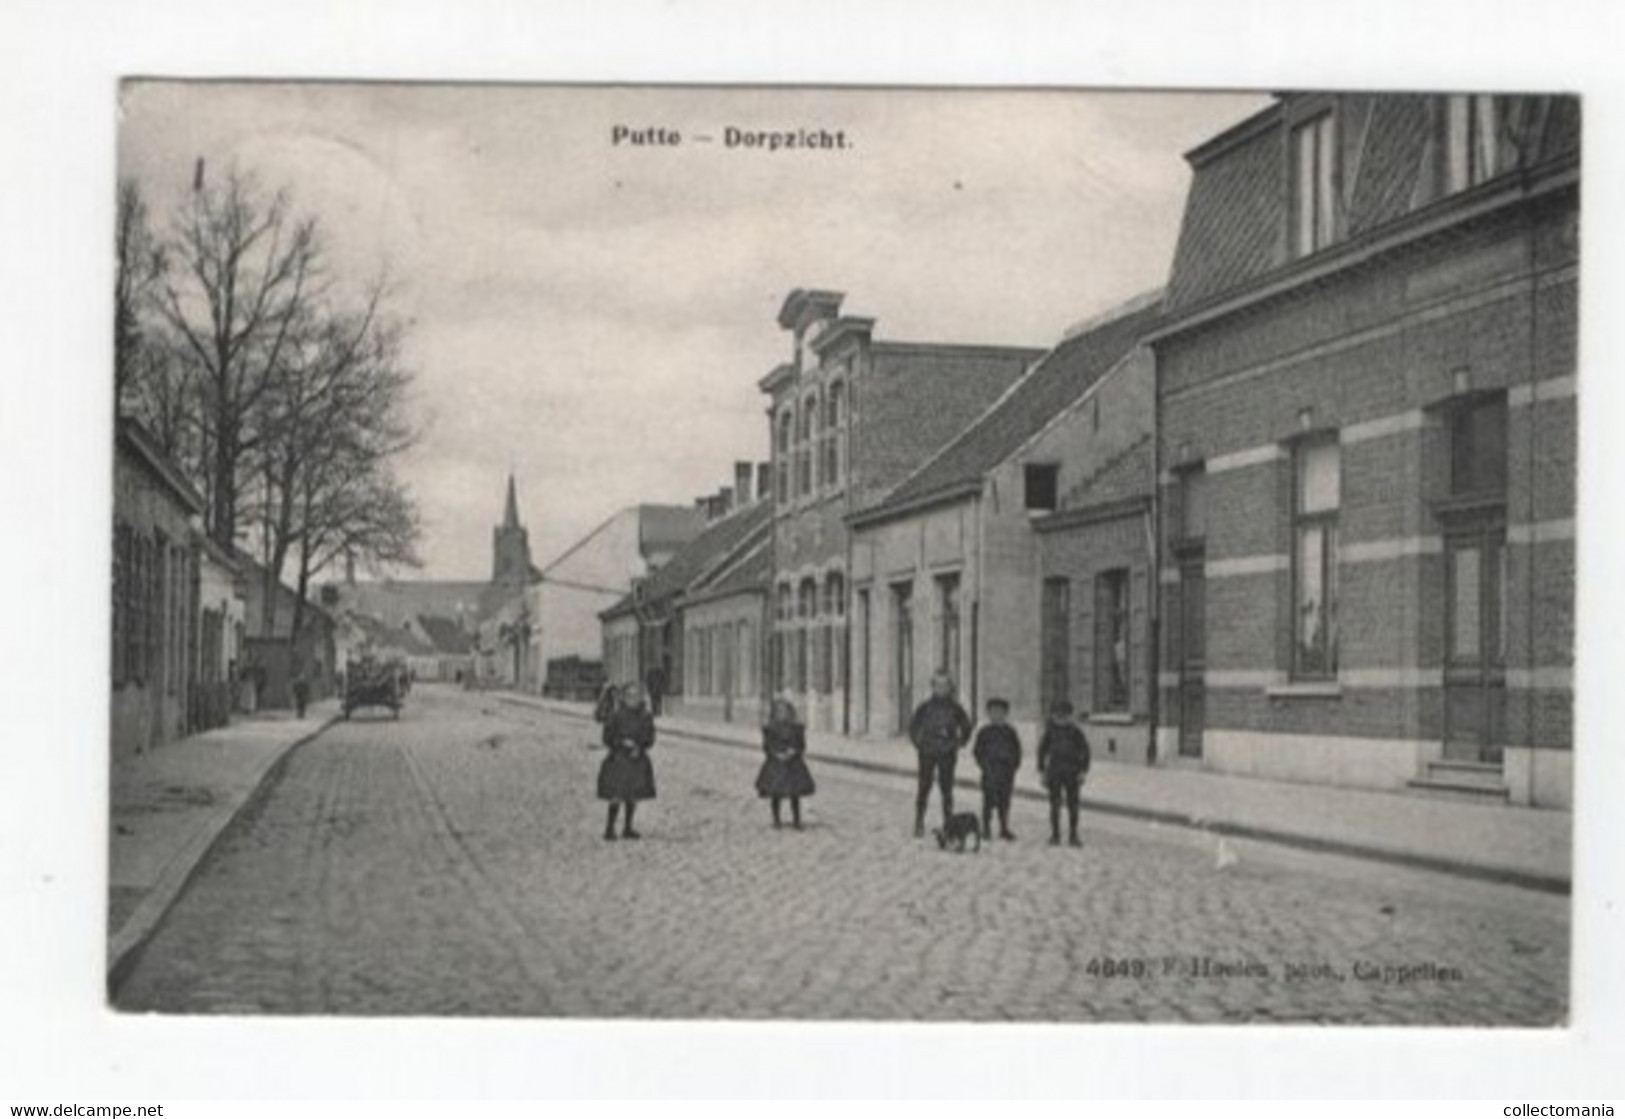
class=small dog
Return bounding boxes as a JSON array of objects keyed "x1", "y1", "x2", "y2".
[{"x1": 933, "y1": 812, "x2": 983, "y2": 853}]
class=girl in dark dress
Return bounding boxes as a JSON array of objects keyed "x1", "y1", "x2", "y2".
[
  {"x1": 598, "y1": 682, "x2": 656, "y2": 840},
  {"x1": 755, "y1": 698, "x2": 815, "y2": 829}
]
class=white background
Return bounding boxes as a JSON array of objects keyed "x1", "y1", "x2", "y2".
[{"x1": 1, "y1": 0, "x2": 1621, "y2": 1100}]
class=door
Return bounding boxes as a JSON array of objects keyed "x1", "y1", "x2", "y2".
[
  {"x1": 1177, "y1": 556, "x2": 1206, "y2": 759},
  {"x1": 1040, "y1": 577, "x2": 1071, "y2": 716},
  {"x1": 856, "y1": 589, "x2": 871, "y2": 734},
  {"x1": 893, "y1": 583, "x2": 914, "y2": 734},
  {"x1": 1443, "y1": 525, "x2": 1506, "y2": 763}
]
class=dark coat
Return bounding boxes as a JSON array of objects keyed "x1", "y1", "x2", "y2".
[
  {"x1": 755, "y1": 722, "x2": 816, "y2": 798},
  {"x1": 1038, "y1": 722, "x2": 1091, "y2": 785},
  {"x1": 909, "y1": 695, "x2": 973, "y2": 758},
  {"x1": 972, "y1": 724, "x2": 1022, "y2": 788},
  {"x1": 598, "y1": 706, "x2": 656, "y2": 801}
]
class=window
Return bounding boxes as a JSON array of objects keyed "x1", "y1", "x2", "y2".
[
  {"x1": 798, "y1": 577, "x2": 818, "y2": 692},
  {"x1": 823, "y1": 572, "x2": 845, "y2": 695},
  {"x1": 1176, "y1": 467, "x2": 1208, "y2": 543},
  {"x1": 1449, "y1": 395, "x2": 1508, "y2": 498},
  {"x1": 823, "y1": 381, "x2": 845, "y2": 488},
  {"x1": 936, "y1": 573, "x2": 961, "y2": 678},
  {"x1": 1024, "y1": 463, "x2": 1059, "y2": 512},
  {"x1": 1094, "y1": 569, "x2": 1131, "y2": 712},
  {"x1": 776, "y1": 410, "x2": 795, "y2": 504},
  {"x1": 1291, "y1": 112, "x2": 1336, "y2": 257},
  {"x1": 1293, "y1": 439, "x2": 1340, "y2": 678},
  {"x1": 798, "y1": 393, "x2": 818, "y2": 498},
  {"x1": 112, "y1": 521, "x2": 130, "y2": 685},
  {"x1": 1445, "y1": 95, "x2": 1499, "y2": 192},
  {"x1": 1040, "y1": 577, "x2": 1071, "y2": 715}
]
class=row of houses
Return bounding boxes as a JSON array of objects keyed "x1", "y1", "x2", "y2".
[
  {"x1": 599, "y1": 91, "x2": 1579, "y2": 810},
  {"x1": 111, "y1": 417, "x2": 341, "y2": 758}
]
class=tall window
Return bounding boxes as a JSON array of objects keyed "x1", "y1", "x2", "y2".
[
  {"x1": 1293, "y1": 438, "x2": 1340, "y2": 678},
  {"x1": 1040, "y1": 577, "x2": 1071, "y2": 715},
  {"x1": 1291, "y1": 112, "x2": 1336, "y2": 258},
  {"x1": 797, "y1": 577, "x2": 817, "y2": 692},
  {"x1": 823, "y1": 381, "x2": 845, "y2": 489},
  {"x1": 1445, "y1": 95, "x2": 1499, "y2": 192},
  {"x1": 936, "y1": 573, "x2": 961, "y2": 678},
  {"x1": 776, "y1": 582, "x2": 793, "y2": 689},
  {"x1": 112, "y1": 521, "x2": 130, "y2": 685},
  {"x1": 776, "y1": 410, "x2": 795, "y2": 504},
  {"x1": 797, "y1": 393, "x2": 817, "y2": 498},
  {"x1": 1450, "y1": 395, "x2": 1509, "y2": 498},
  {"x1": 1176, "y1": 467, "x2": 1208, "y2": 543},
  {"x1": 824, "y1": 571, "x2": 845, "y2": 695},
  {"x1": 1094, "y1": 569, "x2": 1131, "y2": 712}
]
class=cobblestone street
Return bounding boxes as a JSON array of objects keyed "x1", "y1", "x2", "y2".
[{"x1": 114, "y1": 687, "x2": 1568, "y2": 1023}]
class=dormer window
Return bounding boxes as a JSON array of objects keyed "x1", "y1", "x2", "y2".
[
  {"x1": 1445, "y1": 94, "x2": 1500, "y2": 192},
  {"x1": 1290, "y1": 112, "x2": 1336, "y2": 258},
  {"x1": 1024, "y1": 463, "x2": 1059, "y2": 512}
]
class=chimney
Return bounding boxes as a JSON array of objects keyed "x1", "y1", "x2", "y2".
[
  {"x1": 719, "y1": 486, "x2": 734, "y2": 516},
  {"x1": 757, "y1": 462, "x2": 772, "y2": 503},
  {"x1": 694, "y1": 496, "x2": 709, "y2": 513},
  {"x1": 734, "y1": 461, "x2": 753, "y2": 506}
]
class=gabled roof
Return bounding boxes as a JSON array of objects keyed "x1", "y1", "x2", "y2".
[
  {"x1": 415, "y1": 614, "x2": 474, "y2": 656},
  {"x1": 116, "y1": 416, "x2": 205, "y2": 514},
  {"x1": 1063, "y1": 434, "x2": 1154, "y2": 511},
  {"x1": 1165, "y1": 93, "x2": 1581, "y2": 316},
  {"x1": 348, "y1": 612, "x2": 433, "y2": 655},
  {"x1": 603, "y1": 500, "x2": 773, "y2": 620},
  {"x1": 686, "y1": 533, "x2": 772, "y2": 607},
  {"x1": 855, "y1": 296, "x2": 1161, "y2": 523},
  {"x1": 637, "y1": 504, "x2": 707, "y2": 557}
]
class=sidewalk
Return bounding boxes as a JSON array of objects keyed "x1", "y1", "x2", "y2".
[
  {"x1": 500, "y1": 692, "x2": 1571, "y2": 894},
  {"x1": 107, "y1": 701, "x2": 340, "y2": 989}
]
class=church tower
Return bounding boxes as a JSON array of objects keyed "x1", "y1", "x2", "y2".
[{"x1": 492, "y1": 473, "x2": 533, "y2": 587}]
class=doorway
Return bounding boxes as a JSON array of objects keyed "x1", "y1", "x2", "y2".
[
  {"x1": 893, "y1": 582, "x2": 913, "y2": 734},
  {"x1": 1443, "y1": 523, "x2": 1507, "y2": 764},
  {"x1": 1177, "y1": 555, "x2": 1205, "y2": 759}
]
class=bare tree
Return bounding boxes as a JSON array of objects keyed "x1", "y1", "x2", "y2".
[
  {"x1": 249, "y1": 291, "x2": 422, "y2": 643},
  {"x1": 114, "y1": 178, "x2": 167, "y2": 415},
  {"x1": 158, "y1": 165, "x2": 320, "y2": 549}
]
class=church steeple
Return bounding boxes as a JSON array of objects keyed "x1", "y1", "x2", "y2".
[
  {"x1": 492, "y1": 473, "x2": 532, "y2": 587},
  {"x1": 503, "y1": 472, "x2": 520, "y2": 530}
]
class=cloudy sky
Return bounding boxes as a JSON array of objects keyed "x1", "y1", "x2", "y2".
[{"x1": 118, "y1": 83, "x2": 1268, "y2": 580}]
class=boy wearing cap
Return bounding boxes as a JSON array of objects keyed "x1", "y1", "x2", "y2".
[
  {"x1": 1037, "y1": 700, "x2": 1091, "y2": 847},
  {"x1": 971, "y1": 698, "x2": 1022, "y2": 841}
]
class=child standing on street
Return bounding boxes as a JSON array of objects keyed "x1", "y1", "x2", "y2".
[
  {"x1": 755, "y1": 697, "x2": 816, "y2": 829},
  {"x1": 1037, "y1": 700, "x2": 1091, "y2": 847},
  {"x1": 971, "y1": 697, "x2": 1022, "y2": 840},
  {"x1": 598, "y1": 682, "x2": 656, "y2": 840}
]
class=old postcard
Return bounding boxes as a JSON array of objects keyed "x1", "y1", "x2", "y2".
[{"x1": 107, "y1": 81, "x2": 1576, "y2": 1027}]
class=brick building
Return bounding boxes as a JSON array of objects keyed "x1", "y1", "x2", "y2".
[
  {"x1": 111, "y1": 418, "x2": 206, "y2": 757},
  {"x1": 761, "y1": 289, "x2": 1042, "y2": 732},
  {"x1": 1152, "y1": 93, "x2": 1578, "y2": 806},
  {"x1": 846, "y1": 293, "x2": 1160, "y2": 750},
  {"x1": 599, "y1": 479, "x2": 772, "y2": 721}
]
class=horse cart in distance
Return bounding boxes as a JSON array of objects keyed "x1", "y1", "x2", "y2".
[{"x1": 343, "y1": 657, "x2": 404, "y2": 720}]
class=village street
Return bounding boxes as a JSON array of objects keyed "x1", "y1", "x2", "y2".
[{"x1": 114, "y1": 686, "x2": 1568, "y2": 1024}]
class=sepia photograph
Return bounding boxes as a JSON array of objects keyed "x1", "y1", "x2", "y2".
[{"x1": 102, "y1": 79, "x2": 1579, "y2": 1028}]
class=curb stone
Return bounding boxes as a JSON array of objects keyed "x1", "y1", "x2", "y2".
[
  {"x1": 107, "y1": 714, "x2": 342, "y2": 999},
  {"x1": 498, "y1": 694, "x2": 1569, "y2": 896}
]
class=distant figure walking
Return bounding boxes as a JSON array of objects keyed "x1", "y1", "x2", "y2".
[
  {"x1": 756, "y1": 697, "x2": 816, "y2": 829},
  {"x1": 908, "y1": 672, "x2": 974, "y2": 838},
  {"x1": 593, "y1": 682, "x2": 621, "y2": 724},
  {"x1": 598, "y1": 682, "x2": 656, "y2": 840},
  {"x1": 1037, "y1": 700, "x2": 1091, "y2": 847},
  {"x1": 644, "y1": 663, "x2": 667, "y2": 717},
  {"x1": 292, "y1": 665, "x2": 310, "y2": 719},
  {"x1": 972, "y1": 697, "x2": 1022, "y2": 841}
]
